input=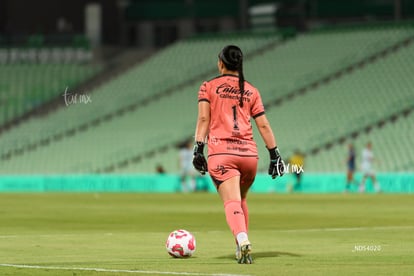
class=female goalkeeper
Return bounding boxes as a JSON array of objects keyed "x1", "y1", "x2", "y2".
[{"x1": 193, "y1": 45, "x2": 284, "y2": 264}]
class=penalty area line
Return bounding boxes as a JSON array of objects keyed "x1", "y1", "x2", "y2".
[{"x1": 0, "y1": 264, "x2": 252, "y2": 276}]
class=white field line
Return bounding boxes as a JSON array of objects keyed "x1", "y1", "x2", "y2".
[
  {"x1": 0, "y1": 226, "x2": 413, "y2": 239},
  {"x1": 0, "y1": 233, "x2": 114, "y2": 239},
  {"x1": 0, "y1": 264, "x2": 252, "y2": 276}
]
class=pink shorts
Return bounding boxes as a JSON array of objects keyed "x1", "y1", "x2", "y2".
[{"x1": 208, "y1": 154, "x2": 258, "y2": 189}]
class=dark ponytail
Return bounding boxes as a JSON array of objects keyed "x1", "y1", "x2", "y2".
[
  {"x1": 237, "y1": 57, "x2": 245, "y2": 107},
  {"x1": 218, "y1": 45, "x2": 245, "y2": 107}
]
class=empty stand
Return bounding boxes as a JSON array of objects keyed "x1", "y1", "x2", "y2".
[
  {"x1": 305, "y1": 111, "x2": 414, "y2": 172},
  {"x1": 0, "y1": 32, "x2": 280, "y2": 173},
  {"x1": 246, "y1": 25, "x2": 414, "y2": 102},
  {"x1": 0, "y1": 63, "x2": 100, "y2": 126},
  {"x1": 0, "y1": 24, "x2": 413, "y2": 174}
]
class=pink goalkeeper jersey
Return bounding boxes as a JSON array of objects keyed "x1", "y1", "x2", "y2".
[{"x1": 198, "y1": 74, "x2": 265, "y2": 157}]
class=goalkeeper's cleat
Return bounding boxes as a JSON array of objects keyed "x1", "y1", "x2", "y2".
[{"x1": 237, "y1": 241, "x2": 252, "y2": 264}]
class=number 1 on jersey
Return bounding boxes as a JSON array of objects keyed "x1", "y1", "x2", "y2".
[{"x1": 232, "y1": 105, "x2": 239, "y2": 130}]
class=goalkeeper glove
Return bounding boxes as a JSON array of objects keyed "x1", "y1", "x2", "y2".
[
  {"x1": 268, "y1": 147, "x2": 285, "y2": 179},
  {"x1": 193, "y1": 141, "x2": 208, "y2": 175}
]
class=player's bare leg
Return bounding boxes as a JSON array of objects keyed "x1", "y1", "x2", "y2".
[
  {"x1": 371, "y1": 175, "x2": 381, "y2": 193},
  {"x1": 345, "y1": 171, "x2": 355, "y2": 193},
  {"x1": 359, "y1": 175, "x2": 367, "y2": 193}
]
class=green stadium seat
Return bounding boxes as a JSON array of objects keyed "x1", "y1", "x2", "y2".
[{"x1": 0, "y1": 25, "x2": 413, "y2": 174}]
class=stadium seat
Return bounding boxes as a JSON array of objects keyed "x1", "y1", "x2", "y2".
[{"x1": 0, "y1": 25, "x2": 413, "y2": 174}]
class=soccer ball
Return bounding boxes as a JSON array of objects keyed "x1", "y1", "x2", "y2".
[{"x1": 166, "y1": 229, "x2": 196, "y2": 258}]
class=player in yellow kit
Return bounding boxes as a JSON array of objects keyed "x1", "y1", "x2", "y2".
[
  {"x1": 289, "y1": 149, "x2": 305, "y2": 192},
  {"x1": 192, "y1": 45, "x2": 284, "y2": 264}
]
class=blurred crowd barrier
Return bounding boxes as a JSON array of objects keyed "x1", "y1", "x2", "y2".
[{"x1": 0, "y1": 173, "x2": 413, "y2": 193}]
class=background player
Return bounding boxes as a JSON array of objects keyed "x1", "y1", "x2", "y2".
[
  {"x1": 345, "y1": 143, "x2": 356, "y2": 192},
  {"x1": 178, "y1": 139, "x2": 196, "y2": 192},
  {"x1": 359, "y1": 141, "x2": 381, "y2": 193},
  {"x1": 192, "y1": 45, "x2": 284, "y2": 264},
  {"x1": 288, "y1": 149, "x2": 305, "y2": 192}
]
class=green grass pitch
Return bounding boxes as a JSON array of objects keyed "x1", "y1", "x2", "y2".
[{"x1": 0, "y1": 193, "x2": 413, "y2": 275}]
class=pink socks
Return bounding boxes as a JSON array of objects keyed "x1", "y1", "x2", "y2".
[
  {"x1": 224, "y1": 200, "x2": 248, "y2": 239},
  {"x1": 241, "y1": 198, "x2": 249, "y2": 231}
]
